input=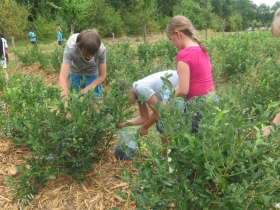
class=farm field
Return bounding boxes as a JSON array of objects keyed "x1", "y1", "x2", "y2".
[{"x1": 1, "y1": 31, "x2": 280, "y2": 210}]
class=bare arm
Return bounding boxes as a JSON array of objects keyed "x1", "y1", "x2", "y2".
[
  {"x1": 271, "y1": 111, "x2": 280, "y2": 125},
  {"x1": 81, "y1": 62, "x2": 107, "y2": 94},
  {"x1": 58, "y1": 62, "x2": 70, "y2": 100},
  {"x1": 175, "y1": 61, "x2": 190, "y2": 97}
]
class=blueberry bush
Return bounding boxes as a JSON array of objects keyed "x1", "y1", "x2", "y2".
[{"x1": 2, "y1": 31, "x2": 280, "y2": 209}]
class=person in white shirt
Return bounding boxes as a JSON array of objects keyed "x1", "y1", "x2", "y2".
[{"x1": 118, "y1": 70, "x2": 178, "y2": 157}]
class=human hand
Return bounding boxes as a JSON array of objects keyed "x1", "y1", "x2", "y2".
[
  {"x1": 66, "y1": 112, "x2": 71, "y2": 119},
  {"x1": 262, "y1": 125, "x2": 274, "y2": 136},
  {"x1": 140, "y1": 126, "x2": 148, "y2": 136},
  {"x1": 81, "y1": 87, "x2": 90, "y2": 94},
  {"x1": 81, "y1": 85, "x2": 95, "y2": 95},
  {"x1": 117, "y1": 122, "x2": 126, "y2": 128}
]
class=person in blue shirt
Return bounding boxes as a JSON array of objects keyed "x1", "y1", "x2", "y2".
[
  {"x1": 28, "y1": 27, "x2": 37, "y2": 46},
  {"x1": 56, "y1": 26, "x2": 63, "y2": 46}
]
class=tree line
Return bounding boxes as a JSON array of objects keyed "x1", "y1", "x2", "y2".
[{"x1": 1, "y1": 0, "x2": 280, "y2": 40}]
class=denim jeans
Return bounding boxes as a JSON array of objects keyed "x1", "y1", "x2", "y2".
[{"x1": 69, "y1": 74, "x2": 102, "y2": 98}]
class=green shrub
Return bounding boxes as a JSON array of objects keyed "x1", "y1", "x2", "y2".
[
  {"x1": 121, "y1": 92, "x2": 280, "y2": 209},
  {"x1": 17, "y1": 47, "x2": 39, "y2": 65},
  {"x1": 32, "y1": 15, "x2": 57, "y2": 40},
  {"x1": 0, "y1": 74, "x2": 131, "y2": 208}
]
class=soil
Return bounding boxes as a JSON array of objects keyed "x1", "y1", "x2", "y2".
[{"x1": 0, "y1": 36, "x2": 165, "y2": 210}]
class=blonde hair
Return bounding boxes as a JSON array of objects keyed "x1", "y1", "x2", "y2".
[
  {"x1": 165, "y1": 15, "x2": 207, "y2": 53},
  {"x1": 76, "y1": 29, "x2": 101, "y2": 57},
  {"x1": 271, "y1": 8, "x2": 280, "y2": 38},
  {"x1": 56, "y1": 26, "x2": 62, "y2": 32}
]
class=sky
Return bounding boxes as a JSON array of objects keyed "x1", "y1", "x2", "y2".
[{"x1": 251, "y1": 0, "x2": 278, "y2": 6}]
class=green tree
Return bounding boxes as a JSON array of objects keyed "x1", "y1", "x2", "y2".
[
  {"x1": 271, "y1": 1, "x2": 280, "y2": 12},
  {"x1": 0, "y1": 0, "x2": 30, "y2": 36},
  {"x1": 122, "y1": 0, "x2": 159, "y2": 42},
  {"x1": 15, "y1": 0, "x2": 59, "y2": 22},
  {"x1": 210, "y1": 0, "x2": 236, "y2": 31},
  {"x1": 251, "y1": 19, "x2": 259, "y2": 30},
  {"x1": 138, "y1": 0, "x2": 159, "y2": 43},
  {"x1": 210, "y1": 0, "x2": 234, "y2": 18},
  {"x1": 201, "y1": 1, "x2": 213, "y2": 40},
  {"x1": 210, "y1": 13, "x2": 223, "y2": 34},
  {"x1": 33, "y1": 15, "x2": 56, "y2": 39},
  {"x1": 173, "y1": 0, "x2": 205, "y2": 30},
  {"x1": 48, "y1": 0, "x2": 90, "y2": 34},
  {"x1": 256, "y1": 3, "x2": 273, "y2": 26},
  {"x1": 79, "y1": 0, "x2": 124, "y2": 37},
  {"x1": 105, "y1": 0, "x2": 137, "y2": 12},
  {"x1": 156, "y1": 0, "x2": 180, "y2": 16},
  {"x1": 233, "y1": 0, "x2": 256, "y2": 29}
]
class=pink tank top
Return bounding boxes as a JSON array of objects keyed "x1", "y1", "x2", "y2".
[{"x1": 176, "y1": 46, "x2": 214, "y2": 99}]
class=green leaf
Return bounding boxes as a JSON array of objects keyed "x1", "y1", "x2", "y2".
[
  {"x1": 162, "y1": 179, "x2": 172, "y2": 186},
  {"x1": 256, "y1": 138, "x2": 263, "y2": 146},
  {"x1": 242, "y1": 179, "x2": 248, "y2": 188},
  {"x1": 169, "y1": 165, "x2": 174, "y2": 173},
  {"x1": 199, "y1": 192, "x2": 210, "y2": 199},
  {"x1": 48, "y1": 175, "x2": 56, "y2": 180},
  {"x1": 136, "y1": 194, "x2": 147, "y2": 205}
]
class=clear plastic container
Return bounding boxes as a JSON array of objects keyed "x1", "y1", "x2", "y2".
[{"x1": 114, "y1": 127, "x2": 136, "y2": 160}]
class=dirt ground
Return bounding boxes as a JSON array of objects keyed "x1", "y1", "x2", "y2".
[{"x1": 0, "y1": 36, "x2": 165, "y2": 210}]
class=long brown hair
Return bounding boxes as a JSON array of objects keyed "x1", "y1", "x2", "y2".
[{"x1": 165, "y1": 15, "x2": 207, "y2": 53}]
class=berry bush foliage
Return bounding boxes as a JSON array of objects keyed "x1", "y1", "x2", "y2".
[
  {"x1": 2, "y1": 31, "x2": 280, "y2": 209},
  {"x1": 0, "y1": 75, "x2": 131, "y2": 207},
  {"x1": 121, "y1": 93, "x2": 280, "y2": 209}
]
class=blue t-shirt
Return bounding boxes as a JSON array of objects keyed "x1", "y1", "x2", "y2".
[
  {"x1": 57, "y1": 31, "x2": 63, "y2": 42},
  {"x1": 29, "y1": 31, "x2": 36, "y2": 42}
]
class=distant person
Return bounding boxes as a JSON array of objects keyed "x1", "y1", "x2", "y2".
[
  {"x1": 0, "y1": 33, "x2": 8, "y2": 64},
  {"x1": 28, "y1": 27, "x2": 37, "y2": 46},
  {"x1": 58, "y1": 29, "x2": 106, "y2": 117},
  {"x1": 263, "y1": 8, "x2": 280, "y2": 135},
  {"x1": 56, "y1": 26, "x2": 63, "y2": 46},
  {"x1": 0, "y1": 34, "x2": 9, "y2": 81}
]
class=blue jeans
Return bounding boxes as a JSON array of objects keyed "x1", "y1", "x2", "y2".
[{"x1": 69, "y1": 74, "x2": 102, "y2": 98}]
